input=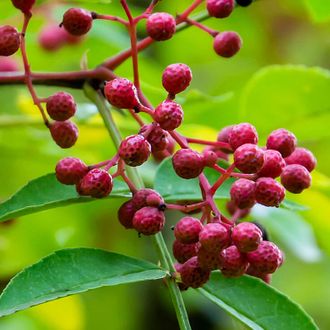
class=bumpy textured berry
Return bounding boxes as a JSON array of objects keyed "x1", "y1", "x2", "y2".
[
  {"x1": 139, "y1": 124, "x2": 169, "y2": 152},
  {"x1": 55, "y1": 157, "x2": 88, "y2": 185},
  {"x1": 217, "y1": 125, "x2": 234, "y2": 144},
  {"x1": 172, "y1": 149, "x2": 204, "y2": 179},
  {"x1": 119, "y1": 134, "x2": 151, "y2": 167},
  {"x1": 11, "y1": 0, "x2": 35, "y2": 13},
  {"x1": 49, "y1": 121, "x2": 78, "y2": 149},
  {"x1": 154, "y1": 101, "x2": 183, "y2": 131},
  {"x1": 199, "y1": 223, "x2": 230, "y2": 252},
  {"x1": 266, "y1": 128, "x2": 297, "y2": 157},
  {"x1": 179, "y1": 256, "x2": 210, "y2": 289},
  {"x1": 236, "y1": 0, "x2": 253, "y2": 7},
  {"x1": 232, "y1": 222, "x2": 262, "y2": 252},
  {"x1": 207, "y1": 0, "x2": 235, "y2": 18},
  {"x1": 0, "y1": 57, "x2": 18, "y2": 72},
  {"x1": 197, "y1": 246, "x2": 219, "y2": 270},
  {"x1": 62, "y1": 8, "x2": 93, "y2": 36},
  {"x1": 46, "y1": 92, "x2": 76, "y2": 121},
  {"x1": 280, "y1": 164, "x2": 311, "y2": 193},
  {"x1": 202, "y1": 150, "x2": 218, "y2": 167},
  {"x1": 0, "y1": 26, "x2": 20, "y2": 57},
  {"x1": 173, "y1": 240, "x2": 199, "y2": 264},
  {"x1": 104, "y1": 78, "x2": 140, "y2": 109},
  {"x1": 132, "y1": 207, "x2": 165, "y2": 235},
  {"x1": 226, "y1": 200, "x2": 251, "y2": 218},
  {"x1": 257, "y1": 149, "x2": 285, "y2": 178},
  {"x1": 255, "y1": 177, "x2": 285, "y2": 207},
  {"x1": 229, "y1": 123, "x2": 258, "y2": 150},
  {"x1": 213, "y1": 31, "x2": 242, "y2": 58},
  {"x1": 230, "y1": 178, "x2": 256, "y2": 209},
  {"x1": 146, "y1": 13, "x2": 176, "y2": 41},
  {"x1": 132, "y1": 188, "x2": 164, "y2": 209},
  {"x1": 174, "y1": 217, "x2": 203, "y2": 244},
  {"x1": 219, "y1": 245, "x2": 248, "y2": 277},
  {"x1": 285, "y1": 147, "x2": 316, "y2": 172},
  {"x1": 234, "y1": 143, "x2": 264, "y2": 174},
  {"x1": 162, "y1": 63, "x2": 192, "y2": 95},
  {"x1": 118, "y1": 200, "x2": 136, "y2": 229},
  {"x1": 77, "y1": 169, "x2": 113, "y2": 198}
]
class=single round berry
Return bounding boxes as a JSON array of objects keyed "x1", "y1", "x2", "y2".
[
  {"x1": 119, "y1": 134, "x2": 151, "y2": 167},
  {"x1": 280, "y1": 164, "x2": 311, "y2": 194},
  {"x1": 154, "y1": 101, "x2": 183, "y2": 131},
  {"x1": 255, "y1": 177, "x2": 285, "y2": 207},
  {"x1": 0, "y1": 26, "x2": 20, "y2": 57},
  {"x1": 55, "y1": 157, "x2": 88, "y2": 185},
  {"x1": 257, "y1": 149, "x2": 285, "y2": 178},
  {"x1": 139, "y1": 124, "x2": 169, "y2": 152},
  {"x1": 46, "y1": 92, "x2": 76, "y2": 121},
  {"x1": 234, "y1": 143, "x2": 264, "y2": 174},
  {"x1": 118, "y1": 200, "x2": 136, "y2": 229},
  {"x1": 132, "y1": 188, "x2": 164, "y2": 210},
  {"x1": 49, "y1": 120, "x2": 78, "y2": 149},
  {"x1": 202, "y1": 149, "x2": 218, "y2": 167},
  {"x1": 197, "y1": 246, "x2": 220, "y2": 270},
  {"x1": 229, "y1": 123, "x2": 258, "y2": 150},
  {"x1": 219, "y1": 245, "x2": 248, "y2": 277},
  {"x1": 104, "y1": 78, "x2": 140, "y2": 110},
  {"x1": 0, "y1": 57, "x2": 19, "y2": 72},
  {"x1": 236, "y1": 0, "x2": 253, "y2": 7},
  {"x1": 62, "y1": 8, "x2": 93, "y2": 36},
  {"x1": 213, "y1": 31, "x2": 242, "y2": 58},
  {"x1": 226, "y1": 200, "x2": 251, "y2": 218},
  {"x1": 173, "y1": 240, "x2": 199, "y2": 264},
  {"x1": 266, "y1": 128, "x2": 297, "y2": 157},
  {"x1": 162, "y1": 63, "x2": 192, "y2": 95},
  {"x1": 11, "y1": 0, "x2": 35, "y2": 13},
  {"x1": 146, "y1": 12, "x2": 176, "y2": 41},
  {"x1": 232, "y1": 222, "x2": 262, "y2": 253},
  {"x1": 199, "y1": 223, "x2": 230, "y2": 252},
  {"x1": 207, "y1": 0, "x2": 235, "y2": 18},
  {"x1": 230, "y1": 178, "x2": 256, "y2": 209},
  {"x1": 172, "y1": 149, "x2": 204, "y2": 179},
  {"x1": 285, "y1": 147, "x2": 316, "y2": 172},
  {"x1": 132, "y1": 207, "x2": 165, "y2": 235},
  {"x1": 39, "y1": 24, "x2": 68, "y2": 51},
  {"x1": 174, "y1": 217, "x2": 203, "y2": 244}
]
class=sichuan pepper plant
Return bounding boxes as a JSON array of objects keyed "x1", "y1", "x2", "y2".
[{"x1": 0, "y1": 1, "x2": 322, "y2": 329}]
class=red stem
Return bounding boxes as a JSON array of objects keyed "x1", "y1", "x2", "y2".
[
  {"x1": 210, "y1": 163, "x2": 236, "y2": 195},
  {"x1": 94, "y1": 13, "x2": 128, "y2": 26},
  {"x1": 166, "y1": 201, "x2": 208, "y2": 213},
  {"x1": 184, "y1": 18, "x2": 218, "y2": 37},
  {"x1": 186, "y1": 137, "x2": 232, "y2": 150},
  {"x1": 212, "y1": 164, "x2": 257, "y2": 180}
]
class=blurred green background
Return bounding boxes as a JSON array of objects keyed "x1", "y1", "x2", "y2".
[{"x1": 0, "y1": 0, "x2": 329, "y2": 329}]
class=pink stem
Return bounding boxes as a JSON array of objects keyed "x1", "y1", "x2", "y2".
[
  {"x1": 212, "y1": 164, "x2": 257, "y2": 180},
  {"x1": 210, "y1": 163, "x2": 236, "y2": 195},
  {"x1": 166, "y1": 201, "x2": 207, "y2": 213},
  {"x1": 184, "y1": 18, "x2": 218, "y2": 37},
  {"x1": 186, "y1": 137, "x2": 232, "y2": 150},
  {"x1": 94, "y1": 13, "x2": 128, "y2": 26}
]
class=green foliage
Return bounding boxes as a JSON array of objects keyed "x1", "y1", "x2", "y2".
[{"x1": 304, "y1": 0, "x2": 330, "y2": 22}]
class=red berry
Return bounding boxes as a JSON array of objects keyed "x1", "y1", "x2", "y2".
[
  {"x1": 219, "y1": 245, "x2": 248, "y2": 277},
  {"x1": 162, "y1": 63, "x2": 192, "y2": 95},
  {"x1": 234, "y1": 143, "x2": 264, "y2": 174},
  {"x1": 255, "y1": 177, "x2": 285, "y2": 207},
  {"x1": 280, "y1": 164, "x2": 311, "y2": 193},
  {"x1": 197, "y1": 246, "x2": 220, "y2": 270},
  {"x1": 0, "y1": 57, "x2": 19, "y2": 72},
  {"x1": 232, "y1": 222, "x2": 262, "y2": 253},
  {"x1": 179, "y1": 256, "x2": 210, "y2": 288},
  {"x1": 49, "y1": 120, "x2": 78, "y2": 149},
  {"x1": 173, "y1": 240, "x2": 199, "y2": 264},
  {"x1": 46, "y1": 92, "x2": 76, "y2": 121},
  {"x1": 0, "y1": 26, "x2": 20, "y2": 57},
  {"x1": 202, "y1": 150, "x2": 218, "y2": 167},
  {"x1": 76, "y1": 169, "x2": 113, "y2": 198},
  {"x1": 119, "y1": 135, "x2": 151, "y2": 167},
  {"x1": 132, "y1": 207, "x2": 165, "y2": 235},
  {"x1": 285, "y1": 147, "x2": 316, "y2": 172},
  {"x1": 213, "y1": 31, "x2": 242, "y2": 58},
  {"x1": 152, "y1": 135, "x2": 176, "y2": 162},
  {"x1": 139, "y1": 124, "x2": 169, "y2": 152},
  {"x1": 11, "y1": 0, "x2": 35, "y2": 13},
  {"x1": 132, "y1": 188, "x2": 164, "y2": 209},
  {"x1": 62, "y1": 8, "x2": 93, "y2": 36},
  {"x1": 199, "y1": 223, "x2": 230, "y2": 252},
  {"x1": 207, "y1": 0, "x2": 235, "y2": 18},
  {"x1": 174, "y1": 217, "x2": 203, "y2": 244},
  {"x1": 55, "y1": 157, "x2": 88, "y2": 185},
  {"x1": 172, "y1": 149, "x2": 204, "y2": 179},
  {"x1": 230, "y1": 178, "x2": 256, "y2": 209},
  {"x1": 118, "y1": 200, "x2": 136, "y2": 229},
  {"x1": 266, "y1": 128, "x2": 297, "y2": 157},
  {"x1": 226, "y1": 200, "x2": 251, "y2": 218},
  {"x1": 154, "y1": 101, "x2": 183, "y2": 131},
  {"x1": 146, "y1": 13, "x2": 176, "y2": 41},
  {"x1": 228, "y1": 123, "x2": 258, "y2": 150},
  {"x1": 257, "y1": 149, "x2": 285, "y2": 178},
  {"x1": 104, "y1": 78, "x2": 140, "y2": 109}
]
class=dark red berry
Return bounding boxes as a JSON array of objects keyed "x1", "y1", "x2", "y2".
[
  {"x1": 162, "y1": 63, "x2": 192, "y2": 95},
  {"x1": 46, "y1": 92, "x2": 76, "y2": 121},
  {"x1": 197, "y1": 246, "x2": 220, "y2": 270},
  {"x1": 55, "y1": 157, "x2": 88, "y2": 185},
  {"x1": 0, "y1": 57, "x2": 19, "y2": 71},
  {"x1": 174, "y1": 217, "x2": 203, "y2": 244},
  {"x1": 230, "y1": 178, "x2": 256, "y2": 209},
  {"x1": 257, "y1": 149, "x2": 285, "y2": 178},
  {"x1": 62, "y1": 8, "x2": 93, "y2": 36},
  {"x1": 280, "y1": 164, "x2": 311, "y2": 193},
  {"x1": 49, "y1": 120, "x2": 78, "y2": 149},
  {"x1": 207, "y1": 0, "x2": 235, "y2": 18},
  {"x1": 0, "y1": 26, "x2": 20, "y2": 57},
  {"x1": 172, "y1": 149, "x2": 204, "y2": 179},
  {"x1": 132, "y1": 188, "x2": 164, "y2": 209},
  {"x1": 228, "y1": 123, "x2": 258, "y2": 150},
  {"x1": 266, "y1": 128, "x2": 297, "y2": 157},
  {"x1": 179, "y1": 256, "x2": 210, "y2": 288},
  {"x1": 199, "y1": 223, "x2": 230, "y2": 252},
  {"x1": 213, "y1": 31, "x2": 242, "y2": 58},
  {"x1": 285, "y1": 147, "x2": 316, "y2": 172},
  {"x1": 173, "y1": 240, "x2": 199, "y2": 264},
  {"x1": 139, "y1": 124, "x2": 169, "y2": 152},
  {"x1": 255, "y1": 177, "x2": 285, "y2": 207},
  {"x1": 219, "y1": 245, "x2": 248, "y2": 277},
  {"x1": 11, "y1": 0, "x2": 35, "y2": 13},
  {"x1": 132, "y1": 207, "x2": 165, "y2": 235},
  {"x1": 146, "y1": 13, "x2": 176, "y2": 41},
  {"x1": 234, "y1": 143, "x2": 264, "y2": 174},
  {"x1": 154, "y1": 101, "x2": 183, "y2": 131},
  {"x1": 118, "y1": 200, "x2": 136, "y2": 229},
  {"x1": 232, "y1": 222, "x2": 262, "y2": 253}
]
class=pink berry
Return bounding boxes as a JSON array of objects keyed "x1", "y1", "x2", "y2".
[
  {"x1": 232, "y1": 222, "x2": 262, "y2": 253},
  {"x1": 257, "y1": 149, "x2": 285, "y2": 178},
  {"x1": 104, "y1": 78, "x2": 140, "y2": 110},
  {"x1": 219, "y1": 245, "x2": 248, "y2": 277},
  {"x1": 55, "y1": 157, "x2": 88, "y2": 185},
  {"x1": 202, "y1": 149, "x2": 218, "y2": 167},
  {"x1": 62, "y1": 8, "x2": 93, "y2": 36},
  {"x1": 39, "y1": 24, "x2": 67, "y2": 51},
  {"x1": 234, "y1": 143, "x2": 264, "y2": 174},
  {"x1": 207, "y1": 0, "x2": 235, "y2": 18},
  {"x1": 280, "y1": 164, "x2": 311, "y2": 193},
  {"x1": 139, "y1": 124, "x2": 169, "y2": 152},
  {"x1": 199, "y1": 223, "x2": 230, "y2": 252},
  {"x1": 230, "y1": 178, "x2": 256, "y2": 209},
  {"x1": 213, "y1": 31, "x2": 242, "y2": 58},
  {"x1": 154, "y1": 101, "x2": 183, "y2": 131},
  {"x1": 49, "y1": 121, "x2": 78, "y2": 149},
  {"x1": 152, "y1": 135, "x2": 176, "y2": 162},
  {"x1": 119, "y1": 134, "x2": 151, "y2": 167},
  {"x1": 0, "y1": 26, "x2": 20, "y2": 57},
  {"x1": 266, "y1": 128, "x2": 297, "y2": 157},
  {"x1": 217, "y1": 125, "x2": 234, "y2": 144},
  {"x1": 172, "y1": 149, "x2": 204, "y2": 179},
  {"x1": 174, "y1": 217, "x2": 203, "y2": 244},
  {"x1": 46, "y1": 92, "x2": 76, "y2": 121},
  {"x1": 132, "y1": 188, "x2": 164, "y2": 209},
  {"x1": 173, "y1": 240, "x2": 199, "y2": 264},
  {"x1": 228, "y1": 123, "x2": 258, "y2": 150},
  {"x1": 132, "y1": 207, "x2": 165, "y2": 235},
  {"x1": 197, "y1": 246, "x2": 220, "y2": 270},
  {"x1": 0, "y1": 57, "x2": 19, "y2": 71},
  {"x1": 11, "y1": 0, "x2": 35, "y2": 13},
  {"x1": 285, "y1": 147, "x2": 316, "y2": 172},
  {"x1": 162, "y1": 63, "x2": 192, "y2": 95},
  {"x1": 255, "y1": 177, "x2": 285, "y2": 207},
  {"x1": 146, "y1": 13, "x2": 176, "y2": 41},
  {"x1": 118, "y1": 200, "x2": 136, "y2": 229},
  {"x1": 179, "y1": 256, "x2": 210, "y2": 288}
]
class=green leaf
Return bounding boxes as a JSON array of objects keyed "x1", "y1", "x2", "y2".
[
  {"x1": 0, "y1": 174, "x2": 130, "y2": 222},
  {"x1": 280, "y1": 199, "x2": 309, "y2": 212},
  {"x1": 304, "y1": 0, "x2": 330, "y2": 23},
  {"x1": 0, "y1": 248, "x2": 167, "y2": 317},
  {"x1": 200, "y1": 272, "x2": 318, "y2": 330}
]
